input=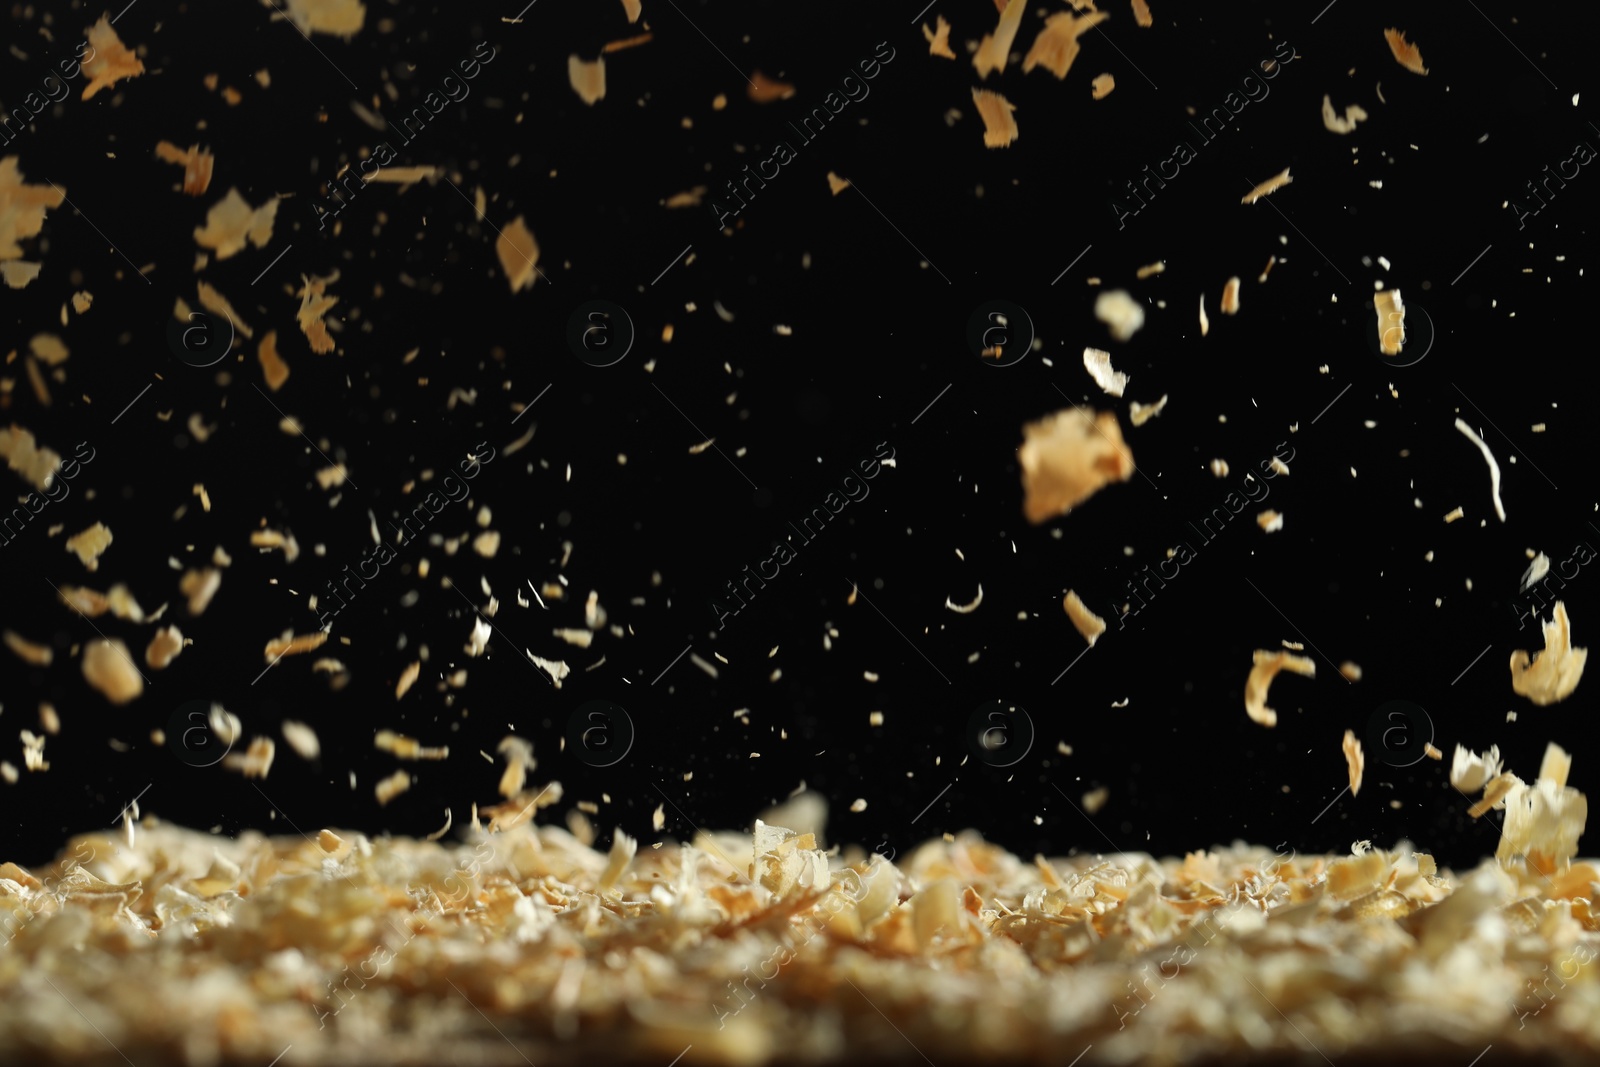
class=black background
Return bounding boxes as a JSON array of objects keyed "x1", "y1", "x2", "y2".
[{"x1": 1, "y1": 0, "x2": 1596, "y2": 872}]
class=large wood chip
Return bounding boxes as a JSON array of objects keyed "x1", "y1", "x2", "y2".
[{"x1": 1018, "y1": 407, "x2": 1135, "y2": 523}]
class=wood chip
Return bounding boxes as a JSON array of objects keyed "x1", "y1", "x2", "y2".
[
  {"x1": 1343, "y1": 729, "x2": 1365, "y2": 796},
  {"x1": 747, "y1": 71, "x2": 795, "y2": 103},
  {"x1": 65, "y1": 522, "x2": 113, "y2": 571},
  {"x1": 296, "y1": 273, "x2": 338, "y2": 353},
  {"x1": 223, "y1": 737, "x2": 276, "y2": 778},
  {"x1": 496, "y1": 215, "x2": 541, "y2": 293},
  {"x1": 1322, "y1": 95, "x2": 1369, "y2": 134},
  {"x1": 976, "y1": 0, "x2": 1028, "y2": 78},
  {"x1": 1018, "y1": 407, "x2": 1135, "y2": 523},
  {"x1": 154, "y1": 142, "x2": 216, "y2": 196},
  {"x1": 1374, "y1": 290, "x2": 1405, "y2": 356},
  {"x1": 1510, "y1": 602, "x2": 1587, "y2": 706},
  {"x1": 193, "y1": 188, "x2": 279, "y2": 260},
  {"x1": 82, "y1": 15, "x2": 145, "y2": 99},
  {"x1": 1241, "y1": 168, "x2": 1293, "y2": 205},
  {"x1": 1257, "y1": 509, "x2": 1283, "y2": 532},
  {"x1": 1091, "y1": 73, "x2": 1115, "y2": 99},
  {"x1": 4, "y1": 630, "x2": 52, "y2": 666},
  {"x1": 827, "y1": 172, "x2": 851, "y2": 195},
  {"x1": 0, "y1": 423, "x2": 63, "y2": 491},
  {"x1": 1094, "y1": 291, "x2": 1144, "y2": 341},
  {"x1": 1384, "y1": 28, "x2": 1428, "y2": 75},
  {"x1": 1021, "y1": 10, "x2": 1107, "y2": 79},
  {"x1": 1244, "y1": 649, "x2": 1316, "y2": 727},
  {"x1": 923, "y1": 16, "x2": 956, "y2": 59},
  {"x1": 375, "y1": 770, "x2": 411, "y2": 805},
  {"x1": 376, "y1": 729, "x2": 448, "y2": 760},
  {"x1": 1082, "y1": 347, "x2": 1130, "y2": 396},
  {"x1": 971, "y1": 88, "x2": 1019, "y2": 148},
  {"x1": 1129, "y1": 395, "x2": 1168, "y2": 427},
  {"x1": 1131, "y1": 0, "x2": 1152, "y2": 26},
  {"x1": 1198, "y1": 293, "x2": 1210, "y2": 335},
  {"x1": 1063, "y1": 590, "x2": 1106, "y2": 647},
  {"x1": 82, "y1": 639, "x2": 144, "y2": 704},
  {"x1": 567, "y1": 55, "x2": 606, "y2": 105},
  {"x1": 1221, "y1": 276, "x2": 1241, "y2": 315},
  {"x1": 181, "y1": 568, "x2": 222, "y2": 615},
  {"x1": 145, "y1": 626, "x2": 184, "y2": 669},
  {"x1": 263, "y1": 630, "x2": 329, "y2": 661},
  {"x1": 282, "y1": 721, "x2": 321, "y2": 760}
]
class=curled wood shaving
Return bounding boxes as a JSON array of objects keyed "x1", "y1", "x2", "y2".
[
  {"x1": 1343, "y1": 730, "x2": 1365, "y2": 796},
  {"x1": 1063, "y1": 590, "x2": 1106, "y2": 647},
  {"x1": 945, "y1": 585, "x2": 983, "y2": 614},
  {"x1": 262, "y1": 630, "x2": 328, "y2": 661},
  {"x1": 1244, "y1": 649, "x2": 1315, "y2": 727},
  {"x1": 1510, "y1": 602, "x2": 1587, "y2": 706},
  {"x1": 1453, "y1": 417, "x2": 1505, "y2": 522},
  {"x1": 1384, "y1": 28, "x2": 1428, "y2": 75}
]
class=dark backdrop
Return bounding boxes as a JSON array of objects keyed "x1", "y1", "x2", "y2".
[{"x1": 1, "y1": 0, "x2": 1595, "y2": 871}]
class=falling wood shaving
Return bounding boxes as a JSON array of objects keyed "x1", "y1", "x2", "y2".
[
  {"x1": 374, "y1": 770, "x2": 411, "y2": 806},
  {"x1": 827, "y1": 172, "x2": 851, "y2": 195},
  {"x1": 154, "y1": 142, "x2": 215, "y2": 196},
  {"x1": 82, "y1": 639, "x2": 143, "y2": 705},
  {"x1": 82, "y1": 16, "x2": 145, "y2": 100},
  {"x1": 1241, "y1": 168, "x2": 1293, "y2": 204},
  {"x1": 65, "y1": 523, "x2": 113, "y2": 571},
  {"x1": 263, "y1": 630, "x2": 329, "y2": 661},
  {"x1": 1018, "y1": 407, "x2": 1135, "y2": 523},
  {"x1": 395, "y1": 661, "x2": 421, "y2": 700},
  {"x1": 945, "y1": 585, "x2": 983, "y2": 614},
  {"x1": 1453, "y1": 417, "x2": 1505, "y2": 522},
  {"x1": 496, "y1": 215, "x2": 540, "y2": 293},
  {"x1": 1063, "y1": 590, "x2": 1106, "y2": 647},
  {"x1": 568, "y1": 55, "x2": 606, "y2": 105},
  {"x1": 1510, "y1": 602, "x2": 1587, "y2": 706},
  {"x1": 975, "y1": 0, "x2": 1027, "y2": 78},
  {"x1": 1343, "y1": 730, "x2": 1365, "y2": 796},
  {"x1": 1244, "y1": 649, "x2": 1316, "y2": 727},
  {"x1": 1384, "y1": 28, "x2": 1428, "y2": 75},
  {"x1": 602, "y1": 33, "x2": 652, "y2": 54},
  {"x1": 1257, "y1": 510, "x2": 1284, "y2": 532},
  {"x1": 257, "y1": 332, "x2": 288, "y2": 390},
  {"x1": 1082, "y1": 348, "x2": 1129, "y2": 397},
  {"x1": 971, "y1": 88, "x2": 1019, "y2": 147},
  {"x1": 1375, "y1": 290, "x2": 1405, "y2": 356},
  {"x1": 1131, "y1": 0, "x2": 1152, "y2": 26},
  {"x1": 1321, "y1": 95, "x2": 1369, "y2": 134},
  {"x1": 1091, "y1": 73, "x2": 1115, "y2": 99},
  {"x1": 1199, "y1": 293, "x2": 1210, "y2": 336},
  {"x1": 923, "y1": 17, "x2": 956, "y2": 59},
  {"x1": 1129, "y1": 395, "x2": 1168, "y2": 426},
  {"x1": 748, "y1": 72, "x2": 795, "y2": 103},
  {"x1": 1094, "y1": 290, "x2": 1144, "y2": 341},
  {"x1": 193, "y1": 188, "x2": 279, "y2": 260},
  {"x1": 620, "y1": 0, "x2": 641, "y2": 22},
  {"x1": 1022, "y1": 10, "x2": 1108, "y2": 79},
  {"x1": 296, "y1": 273, "x2": 338, "y2": 353},
  {"x1": 1221, "y1": 276, "x2": 1241, "y2": 315}
]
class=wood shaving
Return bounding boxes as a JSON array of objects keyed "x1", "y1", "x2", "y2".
[
  {"x1": 975, "y1": 0, "x2": 1027, "y2": 78},
  {"x1": 1082, "y1": 347, "x2": 1130, "y2": 397},
  {"x1": 154, "y1": 142, "x2": 215, "y2": 196},
  {"x1": 1063, "y1": 590, "x2": 1106, "y2": 647},
  {"x1": 553, "y1": 628, "x2": 594, "y2": 648},
  {"x1": 281, "y1": 721, "x2": 321, "y2": 760},
  {"x1": 1131, "y1": 0, "x2": 1152, "y2": 26},
  {"x1": 374, "y1": 769, "x2": 411, "y2": 805},
  {"x1": 1241, "y1": 168, "x2": 1293, "y2": 204},
  {"x1": 1374, "y1": 289, "x2": 1405, "y2": 356},
  {"x1": 1209, "y1": 458, "x2": 1229, "y2": 477},
  {"x1": 364, "y1": 166, "x2": 443, "y2": 185},
  {"x1": 145, "y1": 626, "x2": 184, "y2": 669},
  {"x1": 180, "y1": 568, "x2": 221, "y2": 615},
  {"x1": 1198, "y1": 293, "x2": 1209, "y2": 335},
  {"x1": 531, "y1": 654, "x2": 570, "y2": 688},
  {"x1": 1468, "y1": 772, "x2": 1521, "y2": 819},
  {"x1": 1384, "y1": 28, "x2": 1428, "y2": 75},
  {"x1": 29, "y1": 334, "x2": 69, "y2": 365},
  {"x1": 1342, "y1": 730, "x2": 1365, "y2": 796},
  {"x1": 251, "y1": 527, "x2": 300, "y2": 562},
  {"x1": 496, "y1": 216, "x2": 541, "y2": 293},
  {"x1": 193, "y1": 188, "x2": 279, "y2": 260},
  {"x1": 395, "y1": 660, "x2": 422, "y2": 700},
  {"x1": 3, "y1": 630, "x2": 52, "y2": 666},
  {"x1": 263, "y1": 630, "x2": 329, "y2": 661},
  {"x1": 0, "y1": 423, "x2": 63, "y2": 491},
  {"x1": 747, "y1": 72, "x2": 795, "y2": 103},
  {"x1": 1244, "y1": 649, "x2": 1315, "y2": 727},
  {"x1": 1018, "y1": 407, "x2": 1135, "y2": 523},
  {"x1": 945, "y1": 585, "x2": 983, "y2": 614},
  {"x1": 1135, "y1": 261, "x2": 1165, "y2": 279},
  {"x1": 1093, "y1": 290, "x2": 1144, "y2": 341},
  {"x1": 971, "y1": 88, "x2": 1019, "y2": 148},
  {"x1": 1091, "y1": 73, "x2": 1115, "y2": 99},
  {"x1": 466, "y1": 617, "x2": 492, "y2": 657},
  {"x1": 1129, "y1": 395, "x2": 1168, "y2": 426},
  {"x1": 620, "y1": 0, "x2": 642, "y2": 21},
  {"x1": 82, "y1": 639, "x2": 143, "y2": 705},
  {"x1": 376, "y1": 730, "x2": 449, "y2": 761},
  {"x1": 278, "y1": 0, "x2": 366, "y2": 38},
  {"x1": 223, "y1": 737, "x2": 276, "y2": 779},
  {"x1": 496, "y1": 736, "x2": 536, "y2": 798},
  {"x1": 1451, "y1": 744, "x2": 1503, "y2": 793},
  {"x1": 826, "y1": 172, "x2": 851, "y2": 195},
  {"x1": 1443, "y1": 506, "x2": 1464, "y2": 523},
  {"x1": 1453, "y1": 417, "x2": 1506, "y2": 522},
  {"x1": 1339, "y1": 660, "x2": 1363, "y2": 682},
  {"x1": 65, "y1": 522, "x2": 113, "y2": 571},
  {"x1": 1021, "y1": 10, "x2": 1108, "y2": 79},
  {"x1": 1257, "y1": 509, "x2": 1283, "y2": 532},
  {"x1": 1220, "y1": 276, "x2": 1241, "y2": 315},
  {"x1": 923, "y1": 16, "x2": 956, "y2": 59},
  {"x1": 81, "y1": 16, "x2": 145, "y2": 99},
  {"x1": 1321, "y1": 94, "x2": 1369, "y2": 134},
  {"x1": 1082, "y1": 786, "x2": 1109, "y2": 813},
  {"x1": 1510, "y1": 602, "x2": 1587, "y2": 706},
  {"x1": 296, "y1": 273, "x2": 339, "y2": 353},
  {"x1": 567, "y1": 55, "x2": 606, "y2": 105}
]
